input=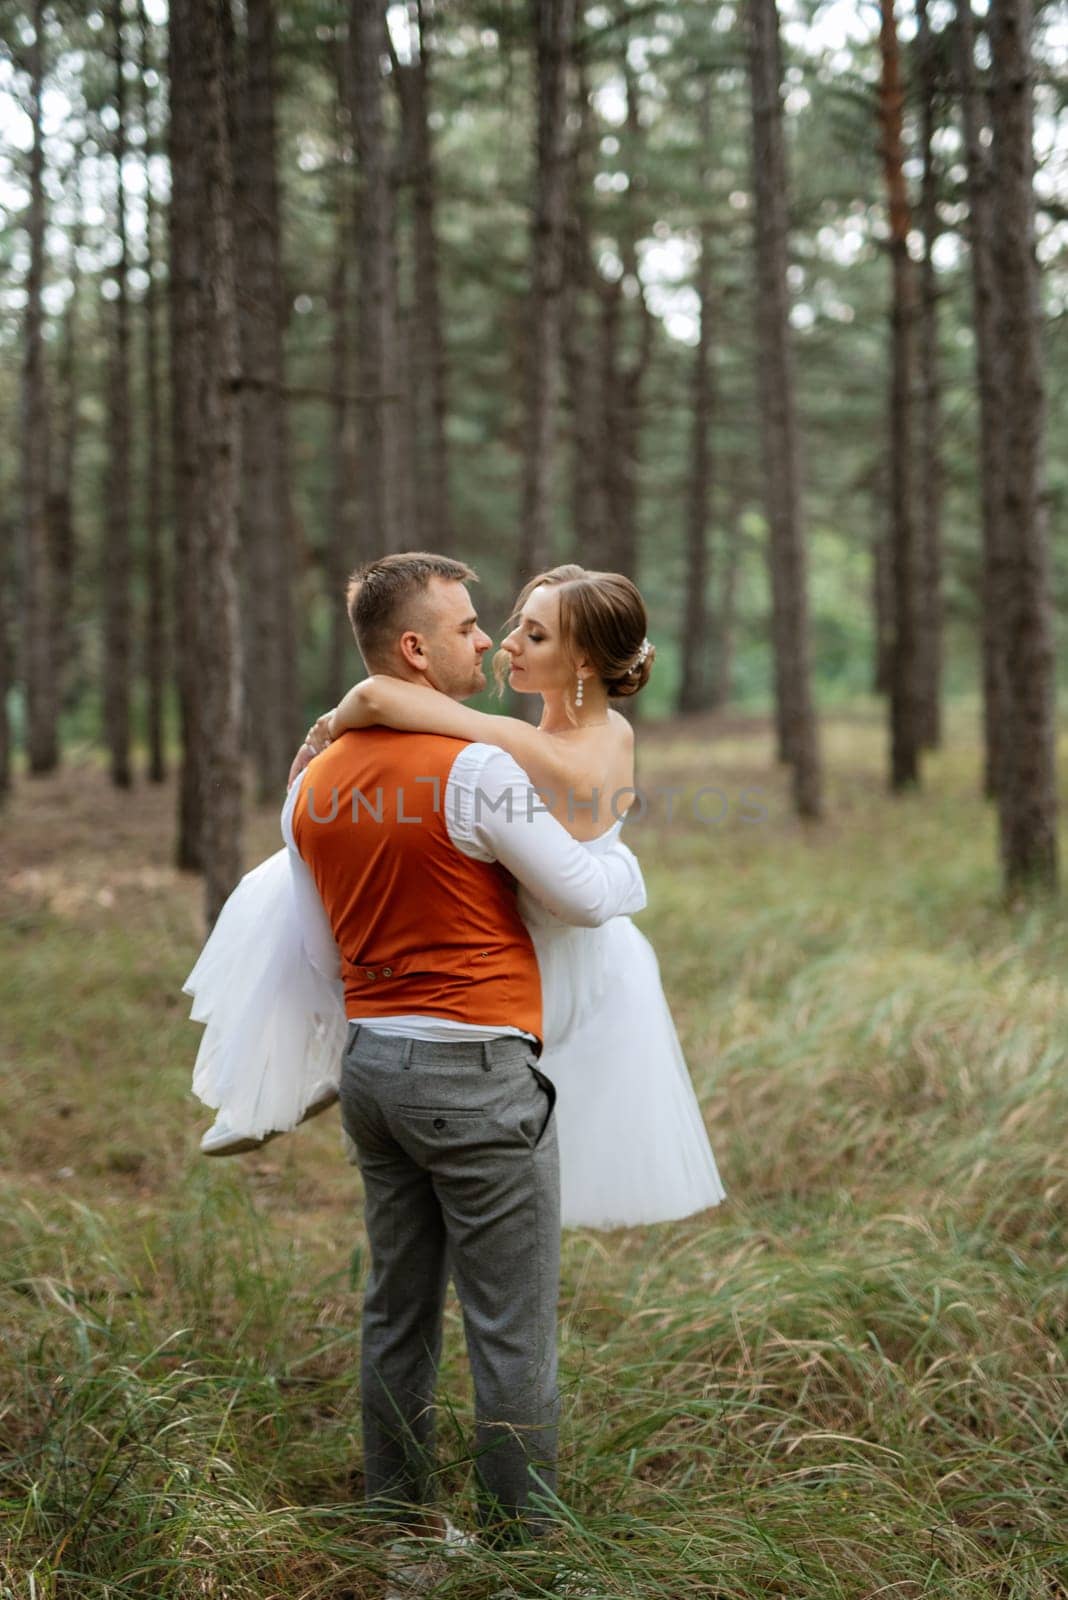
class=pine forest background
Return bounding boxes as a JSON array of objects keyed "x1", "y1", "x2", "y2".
[{"x1": 1, "y1": 0, "x2": 1066, "y2": 916}]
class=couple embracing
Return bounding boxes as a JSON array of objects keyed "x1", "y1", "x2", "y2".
[{"x1": 185, "y1": 551, "x2": 724, "y2": 1557}]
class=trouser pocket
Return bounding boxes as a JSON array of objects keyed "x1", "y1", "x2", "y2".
[{"x1": 524, "y1": 1062, "x2": 557, "y2": 1151}]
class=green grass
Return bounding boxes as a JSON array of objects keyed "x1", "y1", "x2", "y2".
[{"x1": 1, "y1": 707, "x2": 1066, "y2": 1597}]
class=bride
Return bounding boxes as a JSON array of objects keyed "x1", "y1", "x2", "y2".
[{"x1": 186, "y1": 563, "x2": 725, "y2": 1229}]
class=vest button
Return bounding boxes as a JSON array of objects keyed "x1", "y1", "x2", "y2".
[
  {"x1": 364, "y1": 969, "x2": 376, "y2": 980},
  {"x1": 433, "y1": 1117, "x2": 446, "y2": 1130},
  {"x1": 382, "y1": 967, "x2": 393, "y2": 977}
]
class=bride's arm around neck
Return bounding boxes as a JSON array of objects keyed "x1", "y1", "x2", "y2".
[{"x1": 328, "y1": 676, "x2": 634, "y2": 829}]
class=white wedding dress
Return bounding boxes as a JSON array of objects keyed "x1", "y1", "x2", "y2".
[{"x1": 185, "y1": 819, "x2": 725, "y2": 1229}]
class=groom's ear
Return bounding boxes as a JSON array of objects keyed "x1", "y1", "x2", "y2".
[{"x1": 398, "y1": 630, "x2": 429, "y2": 673}]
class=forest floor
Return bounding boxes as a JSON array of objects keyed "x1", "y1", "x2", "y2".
[{"x1": 2, "y1": 705, "x2": 1067, "y2": 1599}]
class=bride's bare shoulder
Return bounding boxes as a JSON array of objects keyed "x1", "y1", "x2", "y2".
[{"x1": 607, "y1": 708, "x2": 635, "y2": 745}]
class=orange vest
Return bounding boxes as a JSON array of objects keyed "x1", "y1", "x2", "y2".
[{"x1": 291, "y1": 729, "x2": 543, "y2": 1041}]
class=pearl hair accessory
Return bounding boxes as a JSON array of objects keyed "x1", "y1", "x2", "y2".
[{"x1": 629, "y1": 637, "x2": 652, "y2": 672}]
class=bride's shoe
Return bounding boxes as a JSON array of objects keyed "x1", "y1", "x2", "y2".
[
  {"x1": 199, "y1": 1083, "x2": 339, "y2": 1158},
  {"x1": 199, "y1": 1114, "x2": 278, "y2": 1157}
]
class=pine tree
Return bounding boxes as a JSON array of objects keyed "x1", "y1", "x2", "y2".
[
  {"x1": 20, "y1": 0, "x2": 58, "y2": 775},
  {"x1": 877, "y1": 0, "x2": 921, "y2": 791},
  {"x1": 234, "y1": 0, "x2": 300, "y2": 798},
  {"x1": 516, "y1": 0, "x2": 575, "y2": 584},
  {"x1": 988, "y1": 0, "x2": 1057, "y2": 891},
  {"x1": 914, "y1": 0, "x2": 944, "y2": 750},
  {"x1": 169, "y1": 0, "x2": 205, "y2": 869},
  {"x1": 746, "y1": 0, "x2": 822, "y2": 817},
  {"x1": 104, "y1": 0, "x2": 133, "y2": 789},
  {"x1": 677, "y1": 78, "x2": 716, "y2": 715},
  {"x1": 190, "y1": 0, "x2": 245, "y2": 924},
  {"x1": 350, "y1": 0, "x2": 400, "y2": 555},
  {"x1": 957, "y1": 0, "x2": 1008, "y2": 801},
  {"x1": 140, "y1": 0, "x2": 166, "y2": 783}
]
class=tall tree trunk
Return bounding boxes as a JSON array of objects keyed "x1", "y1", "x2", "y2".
[
  {"x1": 677, "y1": 80, "x2": 716, "y2": 716},
  {"x1": 871, "y1": 469, "x2": 894, "y2": 695},
  {"x1": 957, "y1": 0, "x2": 1008, "y2": 801},
  {"x1": 105, "y1": 0, "x2": 133, "y2": 789},
  {"x1": 516, "y1": 0, "x2": 575, "y2": 584},
  {"x1": 169, "y1": 0, "x2": 204, "y2": 869},
  {"x1": 187, "y1": 0, "x2": 244, "y2": 924},
  {"x1": 746, "y1": 0, "x2": 822, "y2": 818},
  {"x1": 915, "y1": 0, "x2": 944, "y2": 750},
  {"x1": 710, "y1": 492, "x2": 743, "y2": 710},
  {"x1": 878, "y1": 0, "x2": 921, "y2": 792},
  {"x1": 140, "y1": 0, "x2": 166, "y2": 783},
  {"x1": 50, "y1": 151, "x2": 83, "y2": 723},
  {"x1": 350, "y1": 0, "x2": 400, "y2": 554},
  {"x1": 391, "y1": 155, "x2": 419, "y2": 550},
  {"x1": 234, "y1": 0, "x2": 300, "y2": 800},
  {"x1": 0, "y1": 522, "x2": 11, "y2": 803},
  {"x1": 561, "y1": 61, "x2": 608, "y2": 562},
  {"x1": 988, "y1": 0, "x2": 1057, "y2": 891},
  {"x1": 327, "y1": 27, "x2": 359, "y2": 705},
  {"x1": 20, "y1": 0, "x2": 58, "y2": 775},
  {"x1": 392, "y1": 0, "x2": 451, "y2": 547},
  {"x1": 598, "y1": 53, "x2": 652, "y2": 586}
]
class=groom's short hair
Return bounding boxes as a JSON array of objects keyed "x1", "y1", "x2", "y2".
[{"x1": 346, "y1": 552, "x2": 479, "y2": 670}]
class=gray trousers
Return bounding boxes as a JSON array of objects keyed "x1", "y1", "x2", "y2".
[{"x1": 338, "y1": 1025, "x2": 561, "y2": 1543}]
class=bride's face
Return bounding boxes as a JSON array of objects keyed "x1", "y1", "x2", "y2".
[{"x1": 498, "y1": 585, "x2": 582, "y2": 697}]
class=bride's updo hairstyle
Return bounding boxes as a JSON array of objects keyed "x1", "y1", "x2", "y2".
[{"x1": 495, "y1": 563, "x2": 656, "y2": 707}]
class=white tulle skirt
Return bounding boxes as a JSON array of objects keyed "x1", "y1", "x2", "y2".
[
  {"x1": 529, "y1": 911, "x2": 726, "y2": 1228},
  {"x1": 185, "y1": 851, "x2": 346, "y2": 1139},
  {"x1": 185, "y1": 848, "x2": 725, "y2": 1228}
]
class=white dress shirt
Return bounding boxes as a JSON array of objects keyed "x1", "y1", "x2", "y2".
[{"x1": 281, "y1": 741, "x2": 646, "y2": 1044}]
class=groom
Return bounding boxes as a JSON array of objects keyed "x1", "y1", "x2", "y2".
[{"x1": 283, "y1": 552, "x2": 645, "y2": 1547}]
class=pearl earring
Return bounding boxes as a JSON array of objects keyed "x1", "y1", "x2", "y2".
[{"x1": 575, "y1": 675, "x2": 584, "y2": 708}]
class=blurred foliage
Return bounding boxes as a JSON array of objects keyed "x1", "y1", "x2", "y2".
[{"x1": 0, "y1": 0, "x2": 1065, "y2": 750}]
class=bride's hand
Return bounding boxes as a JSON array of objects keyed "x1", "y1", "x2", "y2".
[
  {"x1": 286, "y1": 710, "x2": 336, "y2": 790},
  {"x1": 305, "y1": 711, "x2": 335, "y2": 753}
]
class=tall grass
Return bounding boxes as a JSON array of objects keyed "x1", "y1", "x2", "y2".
[{"x1": 1, "y1": 711, "x2": 1066, "y2": 1597}]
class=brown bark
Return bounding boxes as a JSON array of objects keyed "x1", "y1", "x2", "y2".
[
  {"x1": 957, "y1": 0, "x2": 1008, "y2": 801},
  {"x1": 871, "y1": 471, "x2": 894, "y2": 695},
  {"x1": 391, "y1": 157, "x2": 418, "y2": 551},
  {"x1": 677, "y1": 83, "x2": 716, "y2": 716},
  {"x1": 561, "y1": 63, "x2": 608, "y2": 562},
  {"x1": 20, "y1": 0, "x2": 58, "y2": 775},
  {"x1": 710, "y1": 494, "x2": 743, "y2": 710},
  {"x1": 988, "y1": 0, "x2": 1057, "y2": 891},
  {"x1": 188, "y1": 0, "x2": 245, "y2": 924},
  {"x1": 596, "y1": 53, "x2": 653, "y2": 585},
  {"x1": 878, "y1": 0, "x2": 922, "y2": 791},
  {"x1": 915, "y1": 0, "x2": 944, "y2": 750},
  {"x1": 50, "y1": 152, "x2": 83, "y2": 722},
  {"x1": 234, "y1": 0, "x2": 300, "y2": 800},
  {"x1": 327, "y1": 27, "x2": 360, "y2": 704},
  {"x1": 391, "y1": 0, "x2": 451, "y2": 546},
  {"x1": 0, "y1": 523, "x2": 11, "y2": 803},
  {"x1": 350, "y1": 0, "x2": 401, "y2": 554},
  {"x1": 169, "y1": 0, "x2": 204, "y2": 870},
  {"x1": 140, "y1": 0, "x2": 166, "y2": 783},
  {"x1": 516, "y1": 0, "x2": 575, "y2": 585},
  {"x1": 747, "y1": 0, "x2": 822, "y2": 818},
  {"x1": 104, "y1": 0, "x2": 133, "y2": 789}
]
